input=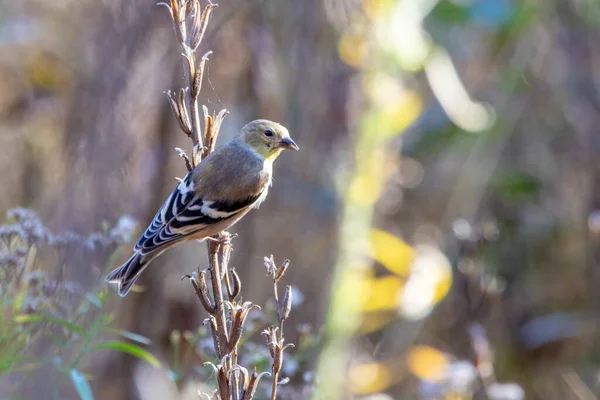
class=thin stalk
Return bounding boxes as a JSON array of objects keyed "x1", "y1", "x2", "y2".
[{"x1": 207, "y1": 239, "x2": 229, "y2": 357}]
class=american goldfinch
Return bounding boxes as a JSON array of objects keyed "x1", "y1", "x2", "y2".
[{"x1": 105, "y1": 119, "x2": 298, "y2": 296}]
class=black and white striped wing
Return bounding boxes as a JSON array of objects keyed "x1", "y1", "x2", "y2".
[{"x1": 133, "y1": 173, "x2": 263, "y2": 255}]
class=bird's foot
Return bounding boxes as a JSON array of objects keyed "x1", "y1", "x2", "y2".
[{"x1": 205, "y1": 231, "x2": 237, "y2": 246}]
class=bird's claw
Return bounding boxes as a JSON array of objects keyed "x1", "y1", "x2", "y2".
[{"x1": 205, "y1": 232, "x2": 236, "y2": 246}]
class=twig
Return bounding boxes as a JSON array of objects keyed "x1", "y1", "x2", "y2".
[
  {"x1": 162, "y1": 0, "x2": 219, "y2": 166},
  {"x1": 207, "y1": 236, "x2": 230, "y2": 357},
  {"x1": 263, "y1": 256, "x2": 294, "y2": 400}
]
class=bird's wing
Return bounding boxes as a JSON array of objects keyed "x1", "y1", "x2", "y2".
[{"x1": 133, "y1": 143, "x2": 269, "y2": 255}]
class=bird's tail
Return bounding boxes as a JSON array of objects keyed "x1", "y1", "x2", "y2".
[{"x1": 105, "y1": 252, "x2": 153, "y2": 297}]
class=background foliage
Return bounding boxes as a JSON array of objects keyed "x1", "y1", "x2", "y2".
[{"x1": 1, "y1": 0, "x2": 600, "y2": 399}]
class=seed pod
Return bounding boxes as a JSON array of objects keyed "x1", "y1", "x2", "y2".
[
  {"x1": 279, "y1": 285, "x2": 292, "y2": 322},
  {"x1": 275, "y1": 259, "x2": 290, "y2": 282}
]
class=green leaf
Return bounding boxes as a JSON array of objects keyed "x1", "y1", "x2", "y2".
[
  {"x1": 493, "y1": 170, "x2": 541, "y2": 201},
  {"x1": 106, "y1": 328, "x2": 152, "y2": 345},
  {"x1": 84, "y1": 294, "x2": 103, "y2": 308},
  {"x1": 14, "y1": 314, "x2": 86, "y2": 337},
  {"x1": 70, "y1": 369, "x2": 94, "y2": 400},
  {"x1": 92, "y1": 341, "x2": 159, "y2": 368},
  {"x1": 430, "y1": 0, "x2": 469, "y2": 23}
]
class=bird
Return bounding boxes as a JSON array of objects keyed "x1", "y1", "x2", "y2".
[{"x1": 105, "y1": 119, "x2": 299, "y2": 296}]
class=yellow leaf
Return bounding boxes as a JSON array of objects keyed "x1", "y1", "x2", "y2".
[
  {"x1": 383, "y1": 90, "x2": 422, "y2": 134},
  {"x1": 433, "y1": 271, "x2": 452, "y2": 304},
  {"x1": 347, "y1": 172, "x2": 383, "y2": 205},
  {"x1": 406, "y1": 346, "x2": 449, "y2": 382},
  {"x1": 369, "y1": 229, "x2": 414, "y2": 276},
  {"x1": 349, "y1": 362, "x2": 392, "y2": 394},
  {"x1": 358, "y1": 311, "x2": 397, "y2": 335},
  {"x1": 360, "y1": 275, "x2": 404, "y2": 312}
]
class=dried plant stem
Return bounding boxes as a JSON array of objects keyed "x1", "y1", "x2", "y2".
[
  {"x1": 162, "y1": 0, "x2": 219, "y2": 166},
  {"x1": 270, "y1": 283, "x2": 284, "y2": 400},
  {"x1": 208, "y1": 238, "x2": 229, "y2": 357},
  {"x1": 263, "y1": 256, "x2": 294, "y2": 400},
  {"x1": 163, "y1": 2, "x2": 294, "y2": 398}
]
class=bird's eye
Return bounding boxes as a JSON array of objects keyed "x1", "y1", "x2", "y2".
[{"x1": 264, "y1": 129, "x2": 274, "y2": 137}]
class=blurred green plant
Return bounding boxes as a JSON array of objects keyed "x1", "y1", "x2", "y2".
[
  {"x1": 315, "y1": 0, "x2": 465, "y2": 398},
  {"x1": 0, "y1": 208, "x2": 158, "y2": 399}
]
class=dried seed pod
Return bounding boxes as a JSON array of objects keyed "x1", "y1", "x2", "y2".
[
  {"x1": 191, "y1": 3, "x2": 217, "y2": 50},
  {"x1": 183, "y1": 52, "x2": 196, "y2": 81},
  {"x1": 210, "y1": 109, "x2": 229, "y2": 153},
  {"x1": 166, "y1": 90, "x2": 192, "y2": 136},
  {"x1": 279, "y1": 285, "x2": 292, "y2": 322},
  {"x1": 217, "y1": 365, "x2": 230, "y2": 399},
  {"x1": 228, "y1": 302, "x2": 259, "y2": 352},
  {"x1": 198, "y1": 271, "x2": 216, "y2": 313},
  {"x1": 185, "y1": 271, "x2": 215, "y2": 314},
  {"x1": 230, "y1": 269, "x2": 242, "y2": 299},
  {"x1": 191, "y1": 52, "x2": 210, "y2": 100},
  {"x1": 275, "y1": 259, "x2": 290, "y2": 282},
  {"x1": 264, "y1": 255, "x2": 276, "y2": 275},
  {"x1": 243, "y1": 369, "x2": 270, "y2": 400},
  {"x1": 262, "y1": 327, "x2": 277, "y2": 358}
]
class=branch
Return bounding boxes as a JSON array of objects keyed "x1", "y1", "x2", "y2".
[
  {"x1": 164, "y1": 0, "x2": 219, "y2": 168},
  {"x1": 263, "y1": 256, "x2": 294, "y2": 400}
]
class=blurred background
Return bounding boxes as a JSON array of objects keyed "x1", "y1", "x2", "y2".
[{"x1": 1, "y1": 0, "x2": 600, "y2": 399}]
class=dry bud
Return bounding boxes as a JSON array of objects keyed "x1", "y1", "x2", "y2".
[
  {"x1": 191, "y1": 3, "x2": 217, "y2": 50},
  {"x1": 166, "y1": 90, "x2": 192, "y2": 136},
  {"x1": 230, "y1": 269, "x2": 241, "y2": 299},
  {"x1": 198, "y1": 271, "x2": 215, "y2": 313},
  {"x1": 262, "y1": 327, "x2": 278, "y2": 358},
  {"x1": 217, "y1": 365, "x2": 230, "y2": 400},
  {"x1": 243, "y1": 369, "x2": 270, "y2": 400},
  {"x1": 264, "y1": 255, "x2": 276, "y2": 276},
  {"x1": 211, "y1": 109, "x2": 229, "y2": 152},
  {"x1": 185, "y1": 271, "x2": 215, "y2": 314},
  {"x1": 184, "y1": 52, "x2": 196, "y2": 81},
  {"x1": 191, "y1": 51, "x2": 210, "y2": 100},
  {"x1": 275, "y1": 259, "x2": 290, "y2": 282},
  {"x1": 228, "y1": 302, "x2": 259, "y2": 353},
  {"x1": 279, "y1": 285, "x2": 293, "y2": 322}
]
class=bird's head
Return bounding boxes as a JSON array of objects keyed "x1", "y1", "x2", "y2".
[{"x1": 240, "y1": 119, "x2": 299, "y2": 160}]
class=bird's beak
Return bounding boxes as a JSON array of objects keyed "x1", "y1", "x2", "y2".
[{"x1": 279, "y1": 137, "x2": 299, "y2": 151}]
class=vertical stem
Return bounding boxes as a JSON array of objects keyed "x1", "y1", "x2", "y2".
[
  {"x1": 271, "y1": 373, "x2": 278, "y2": 400},
  {"x1": 190, "y1": 100, "x2": 203, "y2": 163},
  {"x1": 208, "y1": 239, "x2": 229, "y2": 357},
  {"x1": 173, "y1": 8, "x2": 204, "y2": 164},
  {"x1": 270, "y1": 281, "x2": 284, "y2": 400}
]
